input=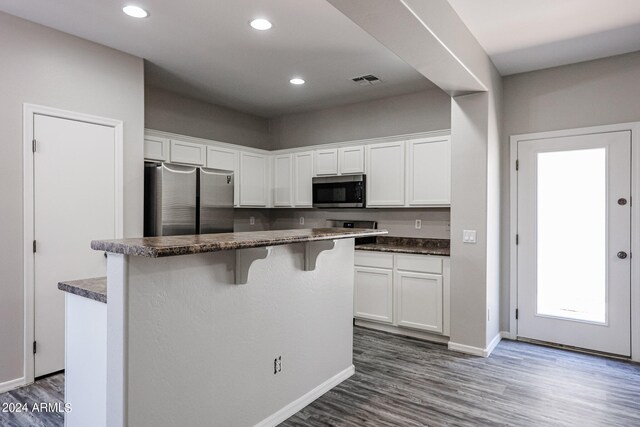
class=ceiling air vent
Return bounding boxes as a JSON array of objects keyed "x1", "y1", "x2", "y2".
[{"x1": 351, "y1": 74, "x2": 382, "y2": 86}]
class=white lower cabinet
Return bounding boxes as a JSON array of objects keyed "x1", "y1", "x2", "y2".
[
  {"x1": 354, "y1": 267, "x2": 394, "y2": 323},
  {"x1": 354, "y1": 251, "x2": 449, "y2": 337},
  {"x1": 395, "y1": 271, "x2": 443, "y2": 333}
]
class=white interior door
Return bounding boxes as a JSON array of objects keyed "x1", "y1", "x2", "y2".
[
  {"x1": 33, "y1": 114, "x2": 117, "y2": 377},
  {"x1": 517, "y1": 131, "x2": 631, "y2": 356}
]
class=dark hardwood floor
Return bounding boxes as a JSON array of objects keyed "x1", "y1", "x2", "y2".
[
  {"x1": 1, "y1": 327, "x2": 639, "y2": 426},
  {"x1": 0, "y1": 373, "x2": 63, "y2": 427},
  {"x1": 283, "y1": 328, "x2": 640, "y2": 427}
]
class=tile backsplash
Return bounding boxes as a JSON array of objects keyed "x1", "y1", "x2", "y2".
[{"x1": 235, "y1": 208, "x2": 450, "y2": 239}]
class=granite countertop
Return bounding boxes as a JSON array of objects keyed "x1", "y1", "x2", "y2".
[
  {"x1": 58, "y1": 277, "x2": 107, "y2": 303},
  {"x1": 92, "y1": 228, "x2": 387, "y2": 258},
  {"x1": 356, "y1": 236, "x2": 450, "y2": 256}
]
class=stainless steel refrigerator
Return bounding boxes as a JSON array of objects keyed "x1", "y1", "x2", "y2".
[{"x1": 144, "y1": 162, "x2": 234, "y2": 237}]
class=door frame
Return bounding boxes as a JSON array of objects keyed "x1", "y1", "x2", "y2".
[
  {"x1": 510, "y1": 122, "x2": 640, "y2": 362},
  {"x1": 22, "y1": 103, "x2": 124, "y2": 384}
]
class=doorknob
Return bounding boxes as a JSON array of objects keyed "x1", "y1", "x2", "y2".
[
  {"x1": 618, "y1": 198, "x2": 628, "y2": 206},
  {"x1": 617, "y1": 251, "x2": 628, "y2": 259}
]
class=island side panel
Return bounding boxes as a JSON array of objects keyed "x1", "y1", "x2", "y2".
[
  {"x1": 125, "y1": 239, "x2": 355, "y2": 427},
  {"x1": 106, "y1": 253, "x2": 128, "y2": 427}
]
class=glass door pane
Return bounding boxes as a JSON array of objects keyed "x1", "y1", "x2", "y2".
[{"x1": 536, "y1": 148, "x2": 606, "y2": 323}]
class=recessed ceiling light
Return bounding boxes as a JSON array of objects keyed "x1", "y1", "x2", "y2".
[
  {"x1": 290, "y1": 78, "x2": 305, "y2": 85},
  {"x1": 250, "y1": 18, "x2": 272, "y2": 31},
  {"x1": 122, "y1": 5, "x2": 149, "y2": 18}
]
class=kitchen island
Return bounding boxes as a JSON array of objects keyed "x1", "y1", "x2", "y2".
[{"x1": 62, "y1": 228, "x2": 385, "y2": 427}]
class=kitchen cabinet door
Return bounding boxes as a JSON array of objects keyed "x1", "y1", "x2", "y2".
[
  {"x1": 294, "y1": 152, "x2": 313, "y2": 207},
  {"x1": 366, "y1": 141, "x2": 405, "y2": 206},
  {"x1": 339, "y1": 145, "x2": 365, "y2": 175},
  {"x1": 354, "y1": 267, "x2": 393, "y2": 324},
  {"x1": 169, "y1": 139, "x2": 206, "y2": 166},
  {"x1": 206, "y1": 146, "x2": 237, "y2": 172},
  {"x1": 144, "y1": 136, "x2": 169, "y2": 162},
  {"x1": 239, "y1": 152, "x2": 267, "y2": 206},
  {"x1": 395, "y1": 271, "x2": 443, "y2": 333},
  {"x1": 273, "y1": 154, "x2": 293, "y2": 207},
  {"x1": 407, "y1": 136, "x2": 451, "y2": 206},
  {"x1": 314, "y1": 148, "x2": 338, "y2": 176}
]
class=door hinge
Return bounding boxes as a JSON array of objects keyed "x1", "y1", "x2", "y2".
[
  {"x1": 32, "y1": 139, "x2": 37, "y2": 153},
  {"x1": 33, "y1": 341, "x2": 37, "y2": 354},
  {"x1": 33, "y1": 240, "x2": 37, "y2": 253},
  {"x1": 515, "y1": 159, "x2": 519, "y2": 171},
  {"x1": 515, "y1": 234, "x2": 519, "y2": 245},
  {"x1": 515, "y1": 309, "x2": 519, "y2": 320}
]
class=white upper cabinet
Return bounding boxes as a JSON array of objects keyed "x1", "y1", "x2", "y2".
[
  {"x1": 170, "y1": 139, "x2": 206, "y2": 166},
  {"x1": 239, "y1": 152, "x2": 268, "y2": 207},
  {"x1": 273, "y1": 154, "x2": 293, "y2": 207},
  {"x1": 366, "y1": 141, "x2": 405, "y2": 207},
  {"x1": 294, "y1": 152, "x2": 313, "y2": 207},
  {"x1": 207, "y1": 146, "x2": 239, "y2": 206},
  {"x1": 407, "y1": 136, "x2": 451, "y2": 206},
  {"x1": 145, "y1": 130, "x2": 451, "y2": 210},
  {"x1": 206, "y1": 146, "x2": 237, "y2": 172},
  {"x1": 144, "y1": 136, "x2": 170, "y2": 162},
  {"x1": 338, "y1": 145, "x2": 365, "y2": 175},
  {"x1": 314, "y1": 148, "x2": 338, "y2": 176},
  {"x1": 314, "y1": 146, "x2": 365, "y2": 176}
]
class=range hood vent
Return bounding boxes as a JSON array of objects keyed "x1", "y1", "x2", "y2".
[{"x1": 351, "y1": 74, "x2": 382, "y2": 86}]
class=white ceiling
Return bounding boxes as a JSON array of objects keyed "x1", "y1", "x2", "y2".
[
  {"x1": 448, "y1": 0, "x2": 640, "y2": 75},
  {"x1": 0, "y1": 0, "x2": 435, "y2": 117}
]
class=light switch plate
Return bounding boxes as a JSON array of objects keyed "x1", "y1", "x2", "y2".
[{"x1": 463, "y1": 230, "x2": 477, "y2": 243}]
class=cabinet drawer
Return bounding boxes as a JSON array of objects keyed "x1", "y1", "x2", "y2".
[
  {"x1": 355, "y1": 251, "x2": 393, "y2": 269},
  {"x1": 395, "y1": 254, "x2": 442, "y2": 274}
]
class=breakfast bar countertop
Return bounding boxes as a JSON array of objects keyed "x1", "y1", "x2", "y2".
[{"x1": 91, "y1": 228, "x2": 387, "y2": 258}]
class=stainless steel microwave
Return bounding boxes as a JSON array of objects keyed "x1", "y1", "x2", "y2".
[{"x1": 312, "y1": 174, "x2": 365, "y2": 208}]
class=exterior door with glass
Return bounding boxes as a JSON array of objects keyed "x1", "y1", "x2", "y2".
[{"x1": 517, "y1": 131, "x2": 631, "y2": 356}]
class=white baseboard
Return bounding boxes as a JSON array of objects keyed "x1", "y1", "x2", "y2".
[
  {"x1": 0, "y1": 377, "x2": 25, "y2": 394},
  {"x1": 485, "y1": 333, "x2": 502, "y2": 356},
  {"x1": 448, "y1": 333, "x2": 502, "y2": 358},
  {"x1": 254, "y1": 365, "x2": 355, "y2": 427},
  {"x1": 355, "y1": 320, "x2": 450, "y2": 345},
  {"x1": 448, "y1": 341, "x2": 485, "y2": 357},
  {"x1": 500, "y1": 331, "x2": 516, "y2": 340}
]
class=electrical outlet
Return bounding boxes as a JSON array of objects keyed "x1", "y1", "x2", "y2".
[
  {"x1": 273, "y1": 356, "x2": 282, "y2": 374},
  {"x1": 299, "y1": 217, "x2": 304, "y2": 225},
  {"x1": 249, "y1": 216, "x2": 255, "y2": 225},
  {"x1": 415, "y1": 219, "x2": 422, "y2": 229}
]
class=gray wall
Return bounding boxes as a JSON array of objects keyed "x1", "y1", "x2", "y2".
[
  {"x1": 269, "y1": 88, "x2": 451, "y2": 149},
  {"x1": 0, "y1": 12, "x2": 144, "y2": 385},
  {"x1": 501, "y1": 51, "x2": 640, "y2": 332},
  {"x1": 145, "y1": 85, "x2": 271, "y2": 150}
]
